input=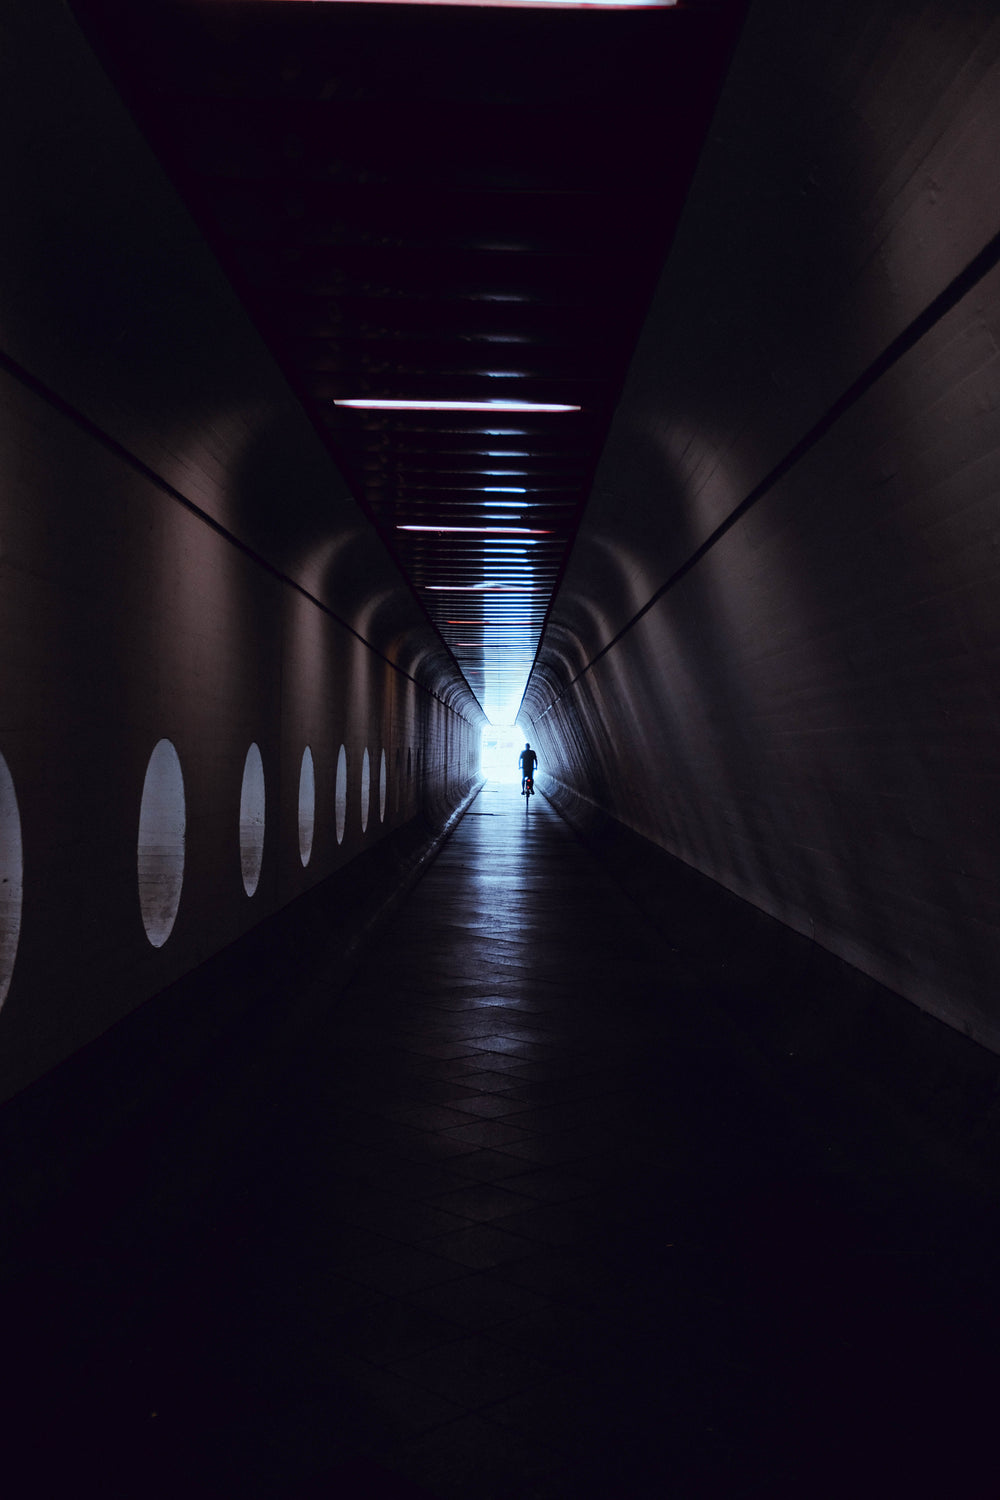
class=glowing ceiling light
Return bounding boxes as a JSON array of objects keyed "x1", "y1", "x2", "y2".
[
  {"x1": 333, "y1": 398, "x2": 580, "y2": 413},
  {"x1": 397, "y1": 525, "x2": 551, "y2": 534},
  {"x1": 268, "y1": 1, "x2": 674, "y2": 5},
  {"x1": 426, "y1": 584, "x2": 543, "y2": 592},
  {"x1": 483, "y1": 486, "x2": 527, "y2": 493}
]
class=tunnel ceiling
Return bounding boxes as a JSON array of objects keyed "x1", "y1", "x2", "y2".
[{"x1": 71, "y1": 0, "x2": 745, "y2": 724}]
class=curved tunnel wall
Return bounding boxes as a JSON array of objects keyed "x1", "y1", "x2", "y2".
[
  {"x1": 0, "y1": 3, "x2": 482, "y2": 1102},
  {"x1": 526, "y1": 0, "x2": 1000, "y2": 1049}
]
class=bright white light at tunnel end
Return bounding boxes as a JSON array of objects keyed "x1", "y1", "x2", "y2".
[{"x1": 480, "y1": 723, "x2": 530, "y2": 784}]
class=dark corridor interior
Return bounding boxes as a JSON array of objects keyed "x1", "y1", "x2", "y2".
[
  {"x1": 2, "y1": 1, "x2": 1000, "y2": 1496},
  {"x1": 4, "y1": 785, "x2": 1000, "y2": 1499}
]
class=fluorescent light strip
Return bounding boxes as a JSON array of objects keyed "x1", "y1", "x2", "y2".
[
  {"x1": 398, "y1": 525, "x2": 550, "y2": 534},
  {"x1": 290, "y1": 2, "x2": 676, "y2": 8},
  {"x1": 334, "y1": 398, "x2": 580, "y2": 413}
]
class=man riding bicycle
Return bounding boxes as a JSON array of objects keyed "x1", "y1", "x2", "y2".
[{"x1": 519, "y1": 742, "x2": 537, "y2": 795}]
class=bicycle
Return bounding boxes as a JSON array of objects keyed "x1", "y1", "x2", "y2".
[{"x1": 523, "y1": 774, "x2": 533, "y2": 812}]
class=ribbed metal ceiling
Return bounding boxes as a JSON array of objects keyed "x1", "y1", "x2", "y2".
[{"x1": 72, "y1": 0, "x2": 746, "y2": 724}]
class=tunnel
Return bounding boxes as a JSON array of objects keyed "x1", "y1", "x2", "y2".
[{"x1": 2, "y1": 0, "x2": 1000, "y2": 1495}]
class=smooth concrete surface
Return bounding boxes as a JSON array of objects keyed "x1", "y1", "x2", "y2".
[
  {"x1": 1, "y1": 784, "x2": 996, "y2": 1498},
  {"x1": 525, "y1": 0, "x2": 1000, "y2": 1046}
]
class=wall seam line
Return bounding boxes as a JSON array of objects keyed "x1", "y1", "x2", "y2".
[{"x1": 0, "y1": 345, "x2": 473, "y2": 720}]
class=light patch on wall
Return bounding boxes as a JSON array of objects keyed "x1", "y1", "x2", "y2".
[
  {"x1": 379, "y1": 748, "x2": 387, "y2": 823},
  {"x1": 335, "y1": 744, "x2": 347, "y2": 845},
  {"x1": 299, "y1": 746, "x2": 316, "y2": 867},
  {"x1": 137, "y1": 739, "x2": 185, "y2": 948},
  {"x1": 361, "y1": 747, "x2": 371, "y2": 834},
  {"x1": 0, "y1": 753, "x2": 23, "y2": 1009},
  {"x1": 240, "y1": 743, "x2": 266, "y2": 896}
]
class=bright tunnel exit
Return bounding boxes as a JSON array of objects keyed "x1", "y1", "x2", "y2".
[{"x1": 480, "y1": 724, "x2": 528, "y2": 784}]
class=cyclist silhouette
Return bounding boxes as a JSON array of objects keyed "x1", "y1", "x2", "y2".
[{"x1": 519, "y1": 742, "x2": 537, "y2": 795}]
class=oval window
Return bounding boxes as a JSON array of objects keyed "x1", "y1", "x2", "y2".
[
  {"x1": 335, "y1": 744, "x2": 347, "y2": 846},
  {"x1": 239, "y1": 743, "x2": 265, "y2": 896},
  {"x1": 360, "y1": 747, "x2": 371, "y2": 834},
  {"x1": 137, "y1": 738, "x2": 185, "y2": 948},
  {"x1": 0, "y1": 753, "x2": 24, "y2": 1011},
  {"x1": 379, "y1": 748, "x2": 387, "y2": 823},
  {"x1": 298, "y1": 746, "x2": 315, "y2": 867}
]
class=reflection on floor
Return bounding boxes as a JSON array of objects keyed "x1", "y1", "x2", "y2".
[{"x1": 3, "y1": 782, "x2": 997, "y2": 1497}]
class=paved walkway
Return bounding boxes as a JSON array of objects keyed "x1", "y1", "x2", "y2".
[{"x1": 7, "y1": 781, "x2": 996, "y2": 1498}]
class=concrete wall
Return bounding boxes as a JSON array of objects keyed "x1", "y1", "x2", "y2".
[
  {"x1": 0, "y1": 2, "x2": 482, "y2": 1101},
  {"x1": 526, "y1": 0, "x2": 1000, "y2": 1048}
]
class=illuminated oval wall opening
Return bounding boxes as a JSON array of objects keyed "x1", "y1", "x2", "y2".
[
  {"x1": 361, "y1": 747, "x2": 371, "y2": 834},
  {"x1": 379, "y1": 748, "x2": 387, "y2": 823},
  {"x1": 298, "y1": 746, "x2": 315, "y2": 867},
  {"x1": 239, "y1": 743, "x2": 265, "y2": 896},
  {"x1": 335, "y1": 744, "x2": 347, "y2": 845},
  {"x1": 137, "y1": 738, "x2": 185, "y2": 948},
  {"x1": 0, "y1": 753, "x2": 23, "y2": 1010}
]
